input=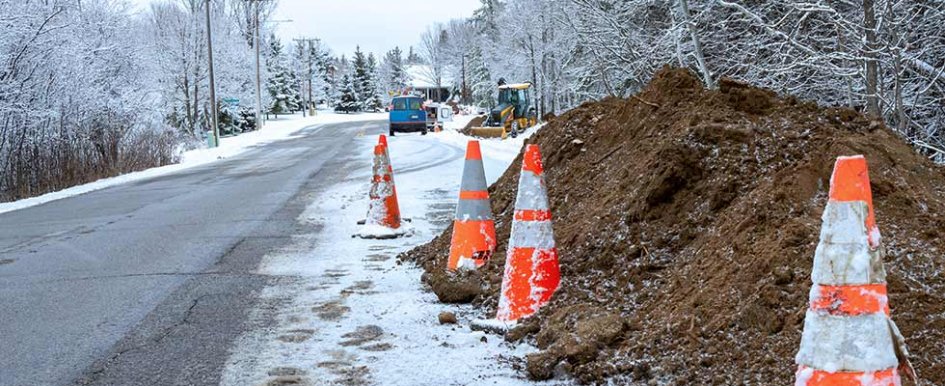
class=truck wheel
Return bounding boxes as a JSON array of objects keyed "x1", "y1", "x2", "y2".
[
  {"x1": 389, "y1": 128, "x2": 395, "y2": 136},
  {"x1": 421, "y1": 129, "x2": 428, "y2": 135}
]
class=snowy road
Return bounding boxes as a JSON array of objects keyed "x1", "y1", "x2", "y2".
[
  {"x1": 220, "y1": 126, "x2": 543, "y2": 386},
  {"x1": 0, "y1": 118, "x2": 545, "y2": 386},
  {"x1": 0, "y1": 120, "x2": 382, "y2": 386}
]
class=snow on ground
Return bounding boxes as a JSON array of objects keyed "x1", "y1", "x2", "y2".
[
  {"x1": 0, "y1": 111, "x2": 385, "y2": 215},
  {"x1": 433, "y1": 118, "x2": 545, "y2": 180},
  {"x1": 221, "y1": 124, "x2": 557, "y2": 385}
]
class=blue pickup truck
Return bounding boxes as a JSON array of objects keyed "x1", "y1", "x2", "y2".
[{"x1": 389, "y1": 96, "x2": 427, "y2": 136}]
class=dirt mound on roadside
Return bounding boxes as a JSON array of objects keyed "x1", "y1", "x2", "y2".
[
  {"x1": 401, "y1": 67, "x2": 945, "y2": 385},
  {"x1": 458, "y1": 115, "x2": 487, "y2": 135}
]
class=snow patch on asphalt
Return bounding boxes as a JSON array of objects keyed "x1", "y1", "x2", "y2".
[
  {"x1": 0, "y1": 111, "x2": 384, "y2": 215},
  {"x1": 222, "y1": 126, "x2": 559, "y2": 385}
]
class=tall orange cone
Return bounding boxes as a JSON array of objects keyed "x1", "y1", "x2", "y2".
[
  {"x1": 357, "y1": 142, "x2": 404, "y2": 239},
  {"x1": 447, "y1": 141, "x2": 496, "y2": 270},
  {"x1": 377, "y1": 134, "x2": 398, "y2": 197},
  {"x1": 496, "y1": 144, "x2": 560, "y2": 322},
  {"x1": 795, "y1": 155, "x2": 914, "y2": 385}
]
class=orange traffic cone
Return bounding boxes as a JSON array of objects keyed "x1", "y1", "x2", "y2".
[
  {"x1": 378, "y1": 134, "x2": 389, "y2": 154},
  {"x1": 356, "y1": 142, "x2": 404, "y2": 239},
  {"x1": 795, "y1": 155, "x2": 914, "y2": 385},
  {"x1": 447, "y1": 140, "x2": 496, "y2": 270},
  {"x1": 496, "y1": 144, "x2": 560, "y2": 322},
  {"x1": 377, "y1": 134, "x2": 398, "y2": 197}
]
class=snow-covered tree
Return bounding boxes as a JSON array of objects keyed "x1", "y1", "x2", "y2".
[
  {"x1": 335, "y1": 75, "x2": 359, "y2": 113},
  {"x1": 304, "y1": 39, "x2": 332, "y2": 106},
  {"x1": 364, "y1": 54, "x2": 384, "y2": 111},
  {"x1": 379, "y1": 47, "x2": 409, "y2": 100},
  {"x1": 467, "y1": 45, "x2": 494, "y2": 107},
  {"x1": 266, "y1": 34, "x2": 302, "y2": 117},
  {"x1": 406, "y1": 46, "x2": 423, "y2": 65},
  {"x1": 352, "y1": 46, "x2": 374, "y2": 108}
]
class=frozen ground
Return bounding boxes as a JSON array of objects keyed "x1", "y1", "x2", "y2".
[
  {"x1": 0, "y1": 111, "x2": 385, "y2": 215},
  {"x1": 221, "y1": 120, "x2": 558, "y2": 385}
]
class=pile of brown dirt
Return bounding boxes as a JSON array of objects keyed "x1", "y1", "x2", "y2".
[
  {"x1": 401, "y1": 67, "x2": 945, "y2": 385},
  {"x1": 459, "y1": 115, "x2": 487, "y2": 135}
]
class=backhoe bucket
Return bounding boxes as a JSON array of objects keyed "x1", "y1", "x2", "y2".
[{"x1": 469, "y1": 126, "x2": 507, "y2": 139}]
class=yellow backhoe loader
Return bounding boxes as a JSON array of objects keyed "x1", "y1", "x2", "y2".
[{"x1": 469, "y1": 81, "x2": 538, "y2": 139}]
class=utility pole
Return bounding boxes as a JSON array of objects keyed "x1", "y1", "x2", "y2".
[
  {"x1": 294, "y1": 38, "x2": 318, "y2": 117},
  {"x1": 246, "y1": 0, "x2": 292, "y2": 127},
  {"x1": 253, "y1": 0, "x2": 264, "y2": 130},
  {"x1": 205, "y1": 0, "x2": 220, "y2": 147},
  {"x1": 307, "y1": 41, "x2": 314, "y2": 116}
]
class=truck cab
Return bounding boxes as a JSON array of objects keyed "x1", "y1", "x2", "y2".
[{"x1": 389, "y1": 96, "x2": 427, "y2": 136}]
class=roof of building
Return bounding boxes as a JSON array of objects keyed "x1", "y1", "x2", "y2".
[{"x1": 499, "y1": 82, "x2": 532, "y2": 90}]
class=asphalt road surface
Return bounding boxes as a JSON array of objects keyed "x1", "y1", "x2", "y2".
[{"x1": 0, "y1": 119, "x2": 384, "y2": 386}]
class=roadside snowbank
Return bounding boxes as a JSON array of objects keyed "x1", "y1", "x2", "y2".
[
  {"x1": 431, "y1": 123, "x2": 544, "y2": 183},
  {"x1": 0, "y1": 111, "x2": 385, "y2": 215}
]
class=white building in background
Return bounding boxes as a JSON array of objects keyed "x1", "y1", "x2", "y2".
[{"x1": 405, "y1": 64, "x2": 454, "y2": 103}]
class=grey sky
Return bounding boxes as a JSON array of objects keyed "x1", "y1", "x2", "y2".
[
  {"x1": 127, "y1": 0, "x2": 482, "y2": 58},
  {"x1": 273, "y1": 0, "x2": 481, "y2": 58}
]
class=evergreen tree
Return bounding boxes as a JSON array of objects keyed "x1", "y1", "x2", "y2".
[
  {"x1": 364, "y1": 53, "x2": 384, "y2": 112},
  {"x1": 334, "y1": 74, "x2": 359, "y2": 113},
  {"x1": 292, "y1": 40, "x2": 310, "y2": 110},
  {"x1": 352, "y1": 46, "x2": 372, "y2": 109},
  {"x1": 366, "y1": 92, "x2": 384, "y2": 112},
  {"x1": 308, "y1": 40, "x2": 332, "y2": 105},
  {"x1": 406, "y1": 46, "x2": 422, "y2": 64},
  {"x1": 266, "y1": 34, "x2": 301, "y2": 117},
  {"x1": 468, "y1": 45, "x2": 493, "y2": 107},
  {"x1": 472, "y1": 0, "x2": 504, "y2": 38},
  {"x1": 383, "y1": 47, "x2": 408, "y2": 94},
  {"x1": 314, "y1": 51, "x2": 334, "y2": 106}
]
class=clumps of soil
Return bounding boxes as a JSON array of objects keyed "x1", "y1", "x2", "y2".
[
  {"x1": 438, "y1": 311, "x2": 458, "y2": 325},
  {"x1": 422, "y1": 268, "x2": 482, "y2": 303},
  {"x1": 459, "y1": 115, "x2": 487, "y2": 135},
  {"x1": 525, "y1": 305, "x2": 626, "y2": 381},
  {"x1": 401, "y1": 66, "x2": 945, "y2": 384}
]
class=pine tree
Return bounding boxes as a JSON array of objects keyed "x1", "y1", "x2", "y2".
[
  {"x1": 406, "y1": 46, "x2": 422, "y2": 64},
  {"x1": 266, "y1": 34, "x2": 302, "y2": 117},
  {"x1": 308, "y1": 39, "x2": 331, "y2": 106},
  {"x1": 468, "y1": 45, "x2": 493, "y2": 108},
  {"x1": 384, "y1": 47, "x2": 408, "y2": 94},
  {"x1": 472, "y1": 0, "x2": 503, "y2": 38},
  {"x1": 334, "y1": 74, "x2": 359, "y2": 113},
  {"x1": 364, "y1": 53, "x2": 384, "y2": 112},
  {"x1": 352, "y1": 46, "x2": 373, "y2": 109},
  {"x1": 315, "y1": 51, "x2": 334, "y2": 107}
]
